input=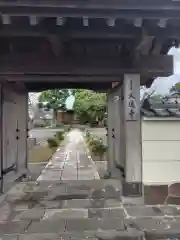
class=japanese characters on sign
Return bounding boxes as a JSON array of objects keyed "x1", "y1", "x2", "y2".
[{"x1": 126, "y1": 78, "x2": 138, "y2": 121}]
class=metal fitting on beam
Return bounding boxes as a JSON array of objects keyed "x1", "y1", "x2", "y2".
[
  {"x1": 2, "y1": 14, "x2": 11, "y2": 25},
  {"x1": 134, "y1": 18, "x2": 142, "y2": 28},
  {"x1": 106, "y1": 18, "x2": 116, "y2": 27},
  {"x1": 29, "y1": 15, "x2": 38, "y2": 26},
  {"x1": 158, "y1": 19, "x2": 167, "y2": 28},
  {"x1": 83, "y1": 17, "x2": 89, "y2": 27},
  {"x1": 56, "y1": 17, "x2": 65, "y2": 26}
]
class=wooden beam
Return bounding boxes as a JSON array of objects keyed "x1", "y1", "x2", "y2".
[
  {"x1": 5, "y1": 75, "x2": 122, "y2": 83},
  {"x1": 0, "y1": 0, "x2": 180, "y2": 20},
  {"x1": 136, "y1": 36, "x2": 154, "y2": 55},
  {"x1": 0, "y1": 22, "x2": 179, "y2": 41},
  {"x1": 0, "y1": 25, "x2": 141, "y2": 38},
  {"x1": 24, "y1": 82, "x2": 112, "y2": 92},
  {"x1": 0, "y1": 55, "x2": 173, "y2": 78},
  {"x1": 151, "y1": 38, "x2": 163, "y2": 55},
  {"x1": 0, "y1": 0, "x2": 180, "y2": 16},
  {"x1": 0, "y1": 0, "x2": 179, "y2": 9}
]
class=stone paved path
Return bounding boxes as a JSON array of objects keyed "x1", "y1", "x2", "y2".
[
  {"x1": 1, "y1": 180, "x2": 180, "y2": 239},
  {"x1": 37, "y1": 129, "x2": 99, "y2": 181}
]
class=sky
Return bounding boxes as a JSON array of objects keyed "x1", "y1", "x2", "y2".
[
  {"x1": 29, "y1": 46, "x2": 180, "y2": 108},
  {"x1": 150, "y1": 47, "x2": 180, "y2": 95}
]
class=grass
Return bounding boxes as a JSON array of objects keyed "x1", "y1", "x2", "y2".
[{"x1": 28, "y1": 145, "x2": 57, "y2": 163}]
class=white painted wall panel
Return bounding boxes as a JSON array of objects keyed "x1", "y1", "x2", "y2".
[
  {"x1": 142, "y1": 119, "x2": 180, "y2": 184},
  {"x1": 143, "y1": 161, "x2": 180, "y2": 184},
  {"x1": 142, "y1": 141, "x2": 180, "y2": 161},
  {"x1": 142, "y1": 120, "x2": 180, "y2": 141}
]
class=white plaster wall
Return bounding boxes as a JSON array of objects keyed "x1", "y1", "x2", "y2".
[{"x1": 142, "y1": 119, "x2": 180, "y2": 184}]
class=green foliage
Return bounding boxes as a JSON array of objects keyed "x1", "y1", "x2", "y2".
[
  {"x1": 38, "y1": 89, "x2": 70, "y2": 111},
  {"x1": 85, "y1": 130, "x2": 94, "y2": 145},
  {"x1": 91, "y1": 140, "x2": 107, "y2": 158},
  {"x1": 85, "y1": 132, "x2": 107, "y2": 161},
  {"x1": 56, "y1": 131, "x2": 64, "y2": 141},
  {"x1": 74, "y1": 90, "x2": 107, "y2": 124},
  {"x1": 47, "y1": 137, "x2": 58, "y2": 148}
]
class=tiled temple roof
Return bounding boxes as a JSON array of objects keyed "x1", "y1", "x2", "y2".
[{"x1": 141, "y1": 99, "x2": 180, "y2": 118}]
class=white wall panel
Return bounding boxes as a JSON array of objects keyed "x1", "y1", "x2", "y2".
[
  {"x1": 142, "y1": 120, "x2": 180, "y2": 141},
  {"x1": 142, "y1": 119, "x2": 180, "y2": 184},
  {"x1": 142, "y1": 141, "x2": 180, "y2": 161},
  {"x1": 143, "y1": 161, "x2": 180, "y2": 184}
]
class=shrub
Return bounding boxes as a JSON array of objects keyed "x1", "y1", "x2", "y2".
[
  {"x1": 56, "y1": 131, "x2": 64, "y2": 141},
  {"x1": 89, "y1": 138, "x2": 107, "y2": 161},
  {"x1": 47, "y1": 138, "x2": 58, "y2": 148},
  {"x1": 86, "y1": 135, "x2": 94, "y2": 146}
]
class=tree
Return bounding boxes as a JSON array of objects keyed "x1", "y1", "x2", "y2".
[
  {"x1": 74, "y1": 89, "x2": 106, "y2": 125},
  {"x1": 170, "y1": 82, "x2": 180, "y2": 93},
  {"x1": 38, "y1": 89, "x2": 70, "y2": 123}
]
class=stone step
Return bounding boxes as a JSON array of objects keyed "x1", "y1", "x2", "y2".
[{"x1": 0, "y1": 230, "x2": 145, "y2": 240}]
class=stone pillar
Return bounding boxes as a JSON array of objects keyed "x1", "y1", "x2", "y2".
[{"x1": 123, "y1": 74, "x2": 143, "y2": 198}]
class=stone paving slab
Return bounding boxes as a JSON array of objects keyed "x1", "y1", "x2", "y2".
[
  {"x1": 43, "y1": 209, "x2": 88, "y2": 220},
  {"x1": 125, "y1": 205, "x2": 164, "y2": 217},
  {"x1": 96, "y1": 229, "x2": 144, "y2": 240},
  {"x1": 19, "y1": 233, "x2": 61, "y2": 240},
  {"x1": 26, "y1": 220, "x2": 66, "y2": 233},
  {"x1": 0, "y1": 221, "x2": 30, "y2": 234},
  {"x1": 17, "y1": 209, "x2": 45, "y2": 221},
  {"x1": 65, "y1": 218, "x2": 125, "y2": 232}
]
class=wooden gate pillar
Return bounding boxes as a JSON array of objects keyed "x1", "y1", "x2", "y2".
[
  {"x1": 107, "y1": 91, "x2": 121, "y2": 179},
  {"x1": 123, "y1": 74, "x2": 143, "y2": 202},
  {"x1": 113, "y1": 86, "x2": 125, "y2": 181},
  {"x1": 16, "y1": 90, "x2": 28, "y2": 177}
]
